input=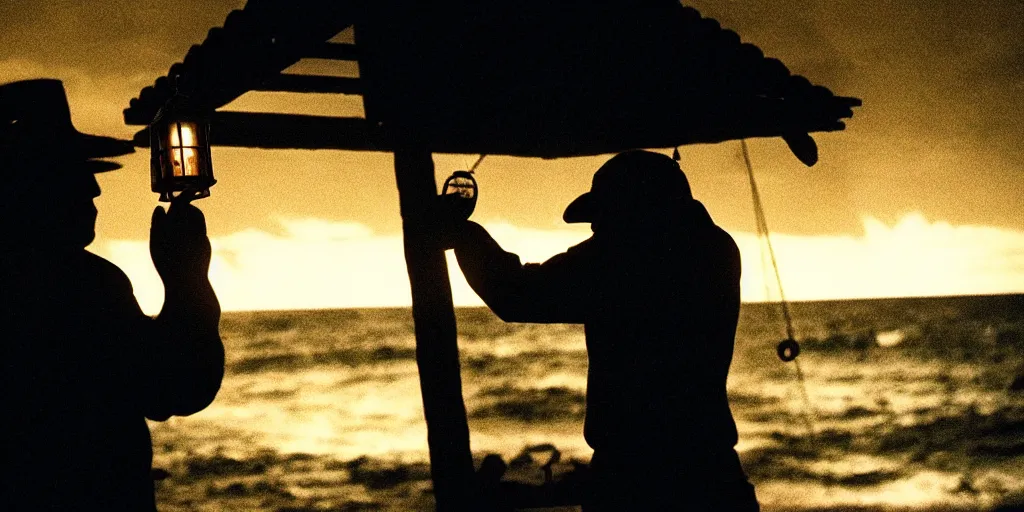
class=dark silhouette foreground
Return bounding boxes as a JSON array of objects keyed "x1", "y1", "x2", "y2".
[
  {"x1": 117, "y1": 2, "x2": 859, "y2": 506},
  {"x1": 0, "y1": 79, "x2": 224, "y2": 511},
  {"x1": 451, "y1": 151, "x2": 758, "y2": 511}
]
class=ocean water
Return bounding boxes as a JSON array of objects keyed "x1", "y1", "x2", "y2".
[{"x1": 149, "y1": 295, "x2": 1024, "y2": 511}]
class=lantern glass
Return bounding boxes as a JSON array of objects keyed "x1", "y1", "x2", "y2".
[
  {"x1": 167, "y1": 122, "x2": 201, "y2": 177},
  {"x1": 150, "y1": 112, "x2": 216, "y2": 202},
  {"x1": 169, "y1": 122, "x2": 197, "y2": 147}
]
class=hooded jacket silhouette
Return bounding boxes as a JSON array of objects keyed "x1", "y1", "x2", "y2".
[{"x1": 452, "y1": 151, "x2": 757, "y2": 510}]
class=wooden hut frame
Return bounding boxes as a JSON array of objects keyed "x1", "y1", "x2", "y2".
[{"x1": 124, "y1": 2, "x2": 859, "y2": 509}]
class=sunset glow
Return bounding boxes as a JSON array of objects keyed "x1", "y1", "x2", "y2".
[{"x1": 91, "y1": 212, "x2": 1024, "y2": 314}]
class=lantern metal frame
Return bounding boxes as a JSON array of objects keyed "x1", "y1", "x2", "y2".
[
  {"x1": 440, "y1": 170, "x2": 478, "y2": 221},
  {"x1": 149, "y1": 99, "x2": 216, "y2": 202}
]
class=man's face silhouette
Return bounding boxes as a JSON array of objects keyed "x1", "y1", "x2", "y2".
[
  {"x1": 7, "y1": 155, "x2": 102, "y2": 250},
  {"x1": 55, "y1": 164, "x2": 102, "y2": 248}
]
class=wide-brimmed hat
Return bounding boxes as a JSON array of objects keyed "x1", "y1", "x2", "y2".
[
  {"x1": 0, "y1": 79, "x2": 134, "y2": 173},
  {"x1": 563, "y1": 150, "x2": 693, "y2": 223}
]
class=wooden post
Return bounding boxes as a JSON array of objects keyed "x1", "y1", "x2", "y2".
[{"x1": 393, "y1": 148, "x2": 475, "y2": 511}]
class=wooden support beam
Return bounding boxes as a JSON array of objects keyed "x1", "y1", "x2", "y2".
[
  {"x1": 393, "y1": 148, "x2": 476, "y2": 511},
  {"x1": 128, "y1": 94, "x2": 855, "y2": 156},
  {"x1": 254, "y1": 74, "x2": 363, "y2": 95},
  {"x1": 130, "y1": 112, "x2": 385, "y2": 151},
  {"x1": 306, "y1": 42, "x2": 360, "y2": 61}
]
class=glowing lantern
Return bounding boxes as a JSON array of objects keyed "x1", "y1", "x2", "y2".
[{"x1": 150, "y1": 104, "x2": 215, "y2": 202}]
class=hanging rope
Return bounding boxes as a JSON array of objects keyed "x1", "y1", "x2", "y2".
[
  {"x1": 468, "y1": 154, "x2": 487, "y2": 173},
  {"x1": 740, "y1": 139, "x2": 816, "y2": 437}
]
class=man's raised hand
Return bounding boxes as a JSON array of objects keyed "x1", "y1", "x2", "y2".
[{"x1": 150, "y1": 197, "x2": 212, "y2": 290}]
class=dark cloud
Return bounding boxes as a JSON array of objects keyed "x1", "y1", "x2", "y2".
[
  {"x1": 686, "y1": 0, "x2": 1024, "y2": 234},
  {"x1": 0, "y1": 0, "x2": 244, "y2": 74}
]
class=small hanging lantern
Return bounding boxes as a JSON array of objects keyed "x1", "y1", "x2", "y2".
[
  {"x1": 150, "y1": 100, "x2": 215, "y2": 202},
  {"x1": 440, "y1": 170, "x2": 478, "y2": 221}
]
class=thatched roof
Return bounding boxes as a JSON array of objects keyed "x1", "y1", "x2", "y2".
[{"x1": 124, "y1": 0, "x2": 860, "y2": 159}]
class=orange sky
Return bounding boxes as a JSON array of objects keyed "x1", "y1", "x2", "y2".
[{"x1": 3, "y1": 1, "x2": 1023, "y2": 311}]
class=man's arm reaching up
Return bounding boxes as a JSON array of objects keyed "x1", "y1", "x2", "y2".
[
  {"x1": 140, "y1": 202, "x2": 224, "y2": 420},
  {"x1": 452, "y1": 221, "x2": 591, "y2": 324}
]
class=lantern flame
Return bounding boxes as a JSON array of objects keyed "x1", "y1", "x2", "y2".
[
  {"x1": 169, "y1": 122, "x2": 198, "y2": 147},
  {"x1": 169, "y1": 122, "x2": 201, "y2": 177}
]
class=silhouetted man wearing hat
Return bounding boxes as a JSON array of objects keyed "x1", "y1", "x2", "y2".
[
  {"x1": 451, "y1": 150, "x2": 758, "y2": 510},
  {"x1": 0, "y1": 79, "x2": 223, "y2": 511}
]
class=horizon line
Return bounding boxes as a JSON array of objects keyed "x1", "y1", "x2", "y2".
[{"x1": 212, "y1": 290, "x2": 1024, "y2": 315}]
